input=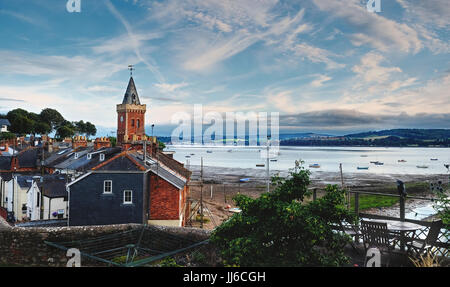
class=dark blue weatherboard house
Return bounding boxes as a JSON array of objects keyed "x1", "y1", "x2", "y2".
[{"x1": 67, "y1": 154, "x2": 148, "y2": 226}]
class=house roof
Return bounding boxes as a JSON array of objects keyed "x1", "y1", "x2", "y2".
[
  {"x1": 38, "y1": 175, "x2": 68, "y2": 198},
  {"x1": 0, "y1": 172, "x2": 12, "y2": 181},
  {"x1": 0, "y1": 156, "x2": 11, "y2": 170},
  {"x1": 17, "y1": 148, "x2": 39, "y2": 168},
  {"x1": 16, "y1": 175, "x2": 35, "y2": 189},
  {"x1": 49, "y1": 147, "x2": 122, "y2": 172},
  {"x1": 122, "y1": 77, "x2": 141, "y2": 105},
  {"x1": 0, "y1": 119, "x2": 11, "y2": 126}
]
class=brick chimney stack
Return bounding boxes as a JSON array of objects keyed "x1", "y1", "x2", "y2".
[
  {"x1": 72, "y1": 136, "x2": 88, "y2": 149},
  {"x1": 94, "y1": 137, "x2": 111, "y2": 150}
]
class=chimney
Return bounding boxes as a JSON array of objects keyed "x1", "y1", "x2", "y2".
[
  {"x1": 73, "y1": 136, "x2": 88, "y2": 149},
  {"x1": 94, "y1": 137, "x2": 111, "y2": 150}
]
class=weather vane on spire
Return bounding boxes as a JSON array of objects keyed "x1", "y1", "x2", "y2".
[{"x1": 128, "y1": 64, "x2": 134, "y2": 76}]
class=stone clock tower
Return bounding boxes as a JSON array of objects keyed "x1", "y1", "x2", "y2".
[{"x1": 117, "y1": 77, "x2": 146, "y2": 145}]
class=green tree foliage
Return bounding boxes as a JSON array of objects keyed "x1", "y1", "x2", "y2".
[
  {"x1": 108, "y1": 137, "x2": 117, "y2": 147},
  {"x1": 210, "y1": 164, "x2": 356, "y2": 267},
  {"x1": 3, "y1": 108, "x2": 96, "y2": 139},
  {"x1": 40, "y1": 108, "x2": 65, "y2": 132},
  {"x1": 6, "y1": 109, "x2": 34, "y2": 135}
]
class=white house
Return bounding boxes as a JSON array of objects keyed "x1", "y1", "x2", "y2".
[{"x1": 0, "y1": 119, "x2": 11, "y2": 133}]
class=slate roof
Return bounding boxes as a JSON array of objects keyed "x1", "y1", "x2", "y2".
[
  {"x1": 50, "y1": 147, "x2": 122, "y2": 172},
  {"x1": 16, "y1": 175, "x2": 35, "y2": 189},
  {"x1": 38, "y1": 175, "x2": 68, "y2": 198},
  {"x1": 122, "y1": 77, "x2": 141, "y2": 105},
  {"x1": 128, "y1": 151, "x2": 188, "y2": 190},
  {"x1": 0, "y1": 156, "x2": 11, "y2": 170},
  {"x1": 17, "y1": 148, "x2": 39, "y2": 168},
  {"x1": 0, "y1": 172, "x2": 12, "y2": 181},
  {"x1": 0, "y1": 119, "x2": 11, "y2": 126}
]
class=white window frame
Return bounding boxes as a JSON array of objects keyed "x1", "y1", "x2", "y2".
[
  {"x1": 123, "y1": 190, "x2": 133, "y2": 204},
  {"x1": 103, "y1": 180, "x2": 112, "y2": 194},
  {"x1": 99, "y1": 153, "x2": 105, "y2": 161},
  {"x1": 87, "y1": 153, "x2": 92, "y2": 160}
]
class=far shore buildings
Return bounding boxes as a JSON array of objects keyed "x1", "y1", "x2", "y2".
[{"x1": 0, "y1": 76, "x2": 191, "y2": 227}]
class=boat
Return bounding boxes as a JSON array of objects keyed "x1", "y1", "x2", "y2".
[
  {"x1": 357, "y1": 166, "x2": 369, "y2": 170},
  {"x1": 185, "y1": 155, "x2": 191, "y2": 158},
  {"x1": 206, "y1": 150, "x2": 213, "y2": 153},
  {"x1": 256, "y1": 164, "x2": 265, "y2": 167},
  {"x1": 190, "y1": 153, "x2": 195, "y2": 156},
  {"x1": 370, "y1": 161, "x2": 378, "y2": 164},
  {"x1": 430, "y1": 158, "x2": 438, "y2": 161},
  {"x1": 360, "y1": 155, "x2": 368, "y2": 157},
  {"x1": 309, "y1": 164, "x2": 320, "y2": 168},
  {"x1": 398, "y1": 159, "x2": 407, "y2": 163},
  {"x1": 270, "y1": 159, "x2": 277, "y2": 162},
  {"x1": 374, "y1": 162, "x2": 384, "y2": 166},
  {"x1": 416, "y1": 165, "x2": 429, "y2": 169},
  {"x1": 227, "y1": 149, "x2": 232, "y2": 152}
]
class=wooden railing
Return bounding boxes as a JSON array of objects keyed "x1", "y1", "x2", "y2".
[{"x1": 310, "y1": 189, "x2": 449, "y2": 257}]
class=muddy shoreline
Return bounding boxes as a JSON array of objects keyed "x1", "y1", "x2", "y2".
[{"x1": 186, "y1": 165, "x2": 447, "y2": 229}]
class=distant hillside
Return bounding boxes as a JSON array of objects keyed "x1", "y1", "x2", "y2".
[
  {"x1": 345, "y1": 129, "x2": 450, "y2": 140},
  {"x1": 281, "y1": 129, "x2": 450, "y2": 147}
]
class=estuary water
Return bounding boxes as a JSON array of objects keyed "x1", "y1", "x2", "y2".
[{"x1": 168, "y1": 145, "x2": 450, "y2": 175}]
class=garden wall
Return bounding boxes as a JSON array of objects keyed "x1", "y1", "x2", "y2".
[{"x1": 0, "y1": 224, "x2": 210, "y2": 267}]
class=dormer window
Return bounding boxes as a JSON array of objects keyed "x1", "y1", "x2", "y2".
[
  {"x1": 74, "y1": 153, "x2": 79, "y2": 159},
  {"x1": 87, "y1": 153, "x2": 92, "y2": 160},
  {"x1": 99, "y1": 154, "x2": 105, "y2": 161}
]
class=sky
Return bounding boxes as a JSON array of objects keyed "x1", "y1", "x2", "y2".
[{"x1": 0, "y1": 0, "x2": 449, "y2": 136}]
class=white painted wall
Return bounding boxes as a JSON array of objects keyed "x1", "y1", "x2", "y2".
[
  {"x1": 26, "y1": 182, "x2": 41, "y2": 221},
  {"x1": 42, "y1": 196, "x2": 67, "y2": 220}
]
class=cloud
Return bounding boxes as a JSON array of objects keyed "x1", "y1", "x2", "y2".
[
  {"x1": 311, "y1": 75, "x2": 332, "y2": 87},
  {"x1": 351, "y1": 52, "x2": 402, "y2": 84},
  {"x1": 154, "y1": 82, "x2": 189, "y2": 92},
  {"x1": 104, "y1": 0, "x2": 165, "y2": 83},
  {"x1": 312, "y1": 0, "x2": 422, "y2": 53},
  {"x1": 279, "y1": 109, "x2": 450, "y2": 131},
  {"x1": 396, "y1": 0, "x2": 450, "y2": 29}
]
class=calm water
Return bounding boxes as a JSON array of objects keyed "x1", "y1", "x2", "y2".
[{"x1": 168, "y1": 145, "x2": 450, "y2": 175}]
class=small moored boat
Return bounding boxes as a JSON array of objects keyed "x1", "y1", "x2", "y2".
[
  {"x1": 309, "y1": 164, "x2": 320, "y2": 168},
  {"x1": 416, "y1": 165, "x2": 429, "y2": 169},
  {"x1": 357, "y1": 166, "x2": 369, "y2": 170}
]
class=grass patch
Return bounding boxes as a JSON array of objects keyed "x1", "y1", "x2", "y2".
[{"x1": 350, "y1": 194, "x2": 399, "y2": 210}]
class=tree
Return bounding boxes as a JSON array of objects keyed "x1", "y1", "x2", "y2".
[
  {"x1": 40, "y1": 108, "x2": 64, "y2": 133},
  {"x1": 85, "y1": 121, "x2": 97, "y2": 138},
  {"x1": 210, "y1": 163, "x2": 356, "y2": 267},
  {"x1": 56, "y1": 125, "x2": 75, "y2": 139},
  {"x1": 7, "y1": 109, "x2": 34, "y2": 135}
]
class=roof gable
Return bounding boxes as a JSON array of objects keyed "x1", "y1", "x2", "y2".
[{"x1": 92, "y1": 151, "x2": 146, "y2": 171}]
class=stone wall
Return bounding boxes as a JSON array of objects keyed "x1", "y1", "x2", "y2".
[{"x1": 0, "y1": 224, "x2": 210, "y2": 267}]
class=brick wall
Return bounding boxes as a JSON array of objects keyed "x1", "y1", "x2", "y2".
[{"x1": 149, "y1": 174, "x2": 180, "y2": 221}]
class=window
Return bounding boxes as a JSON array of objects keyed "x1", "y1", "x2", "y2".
[
  {"x1": 100, "y1": 154, "x2": 105, "y2": 161},
  {"x1": 87, "y1": 153, "x2": 92, "y2": 160},
  {"x1": 123, "y1": 190, "x2": 132, "y2": 204},
  {"x1": 103, "y1": 180, "x2": 112, "y2": 193},
  {"x1": 131, "y1": 119, "x2": 135, "y2": 127}
]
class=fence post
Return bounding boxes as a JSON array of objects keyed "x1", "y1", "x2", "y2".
[
  {"x1": 354, "y1": 192, "x2": 359, "y2": 216},
  {"x1": 399, "y1": 195, "x2": 405, "y2": 221}
]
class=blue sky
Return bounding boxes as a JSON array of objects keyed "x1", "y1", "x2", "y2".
[{"x1": 0, "y1": 0, "x2": 449, "y2": 136}]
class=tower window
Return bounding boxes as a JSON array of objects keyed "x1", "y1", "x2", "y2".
[
  {"x1": 137, "y1": 119, "x2": 140, "y2": 128},
  {"x1": 131, "y1": 119, "x2": 135, "y2": 127}
]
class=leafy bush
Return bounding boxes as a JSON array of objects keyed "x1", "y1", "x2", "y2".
[{"x1": 210, "y1": 164, "x2": 356, "y2": 267}]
